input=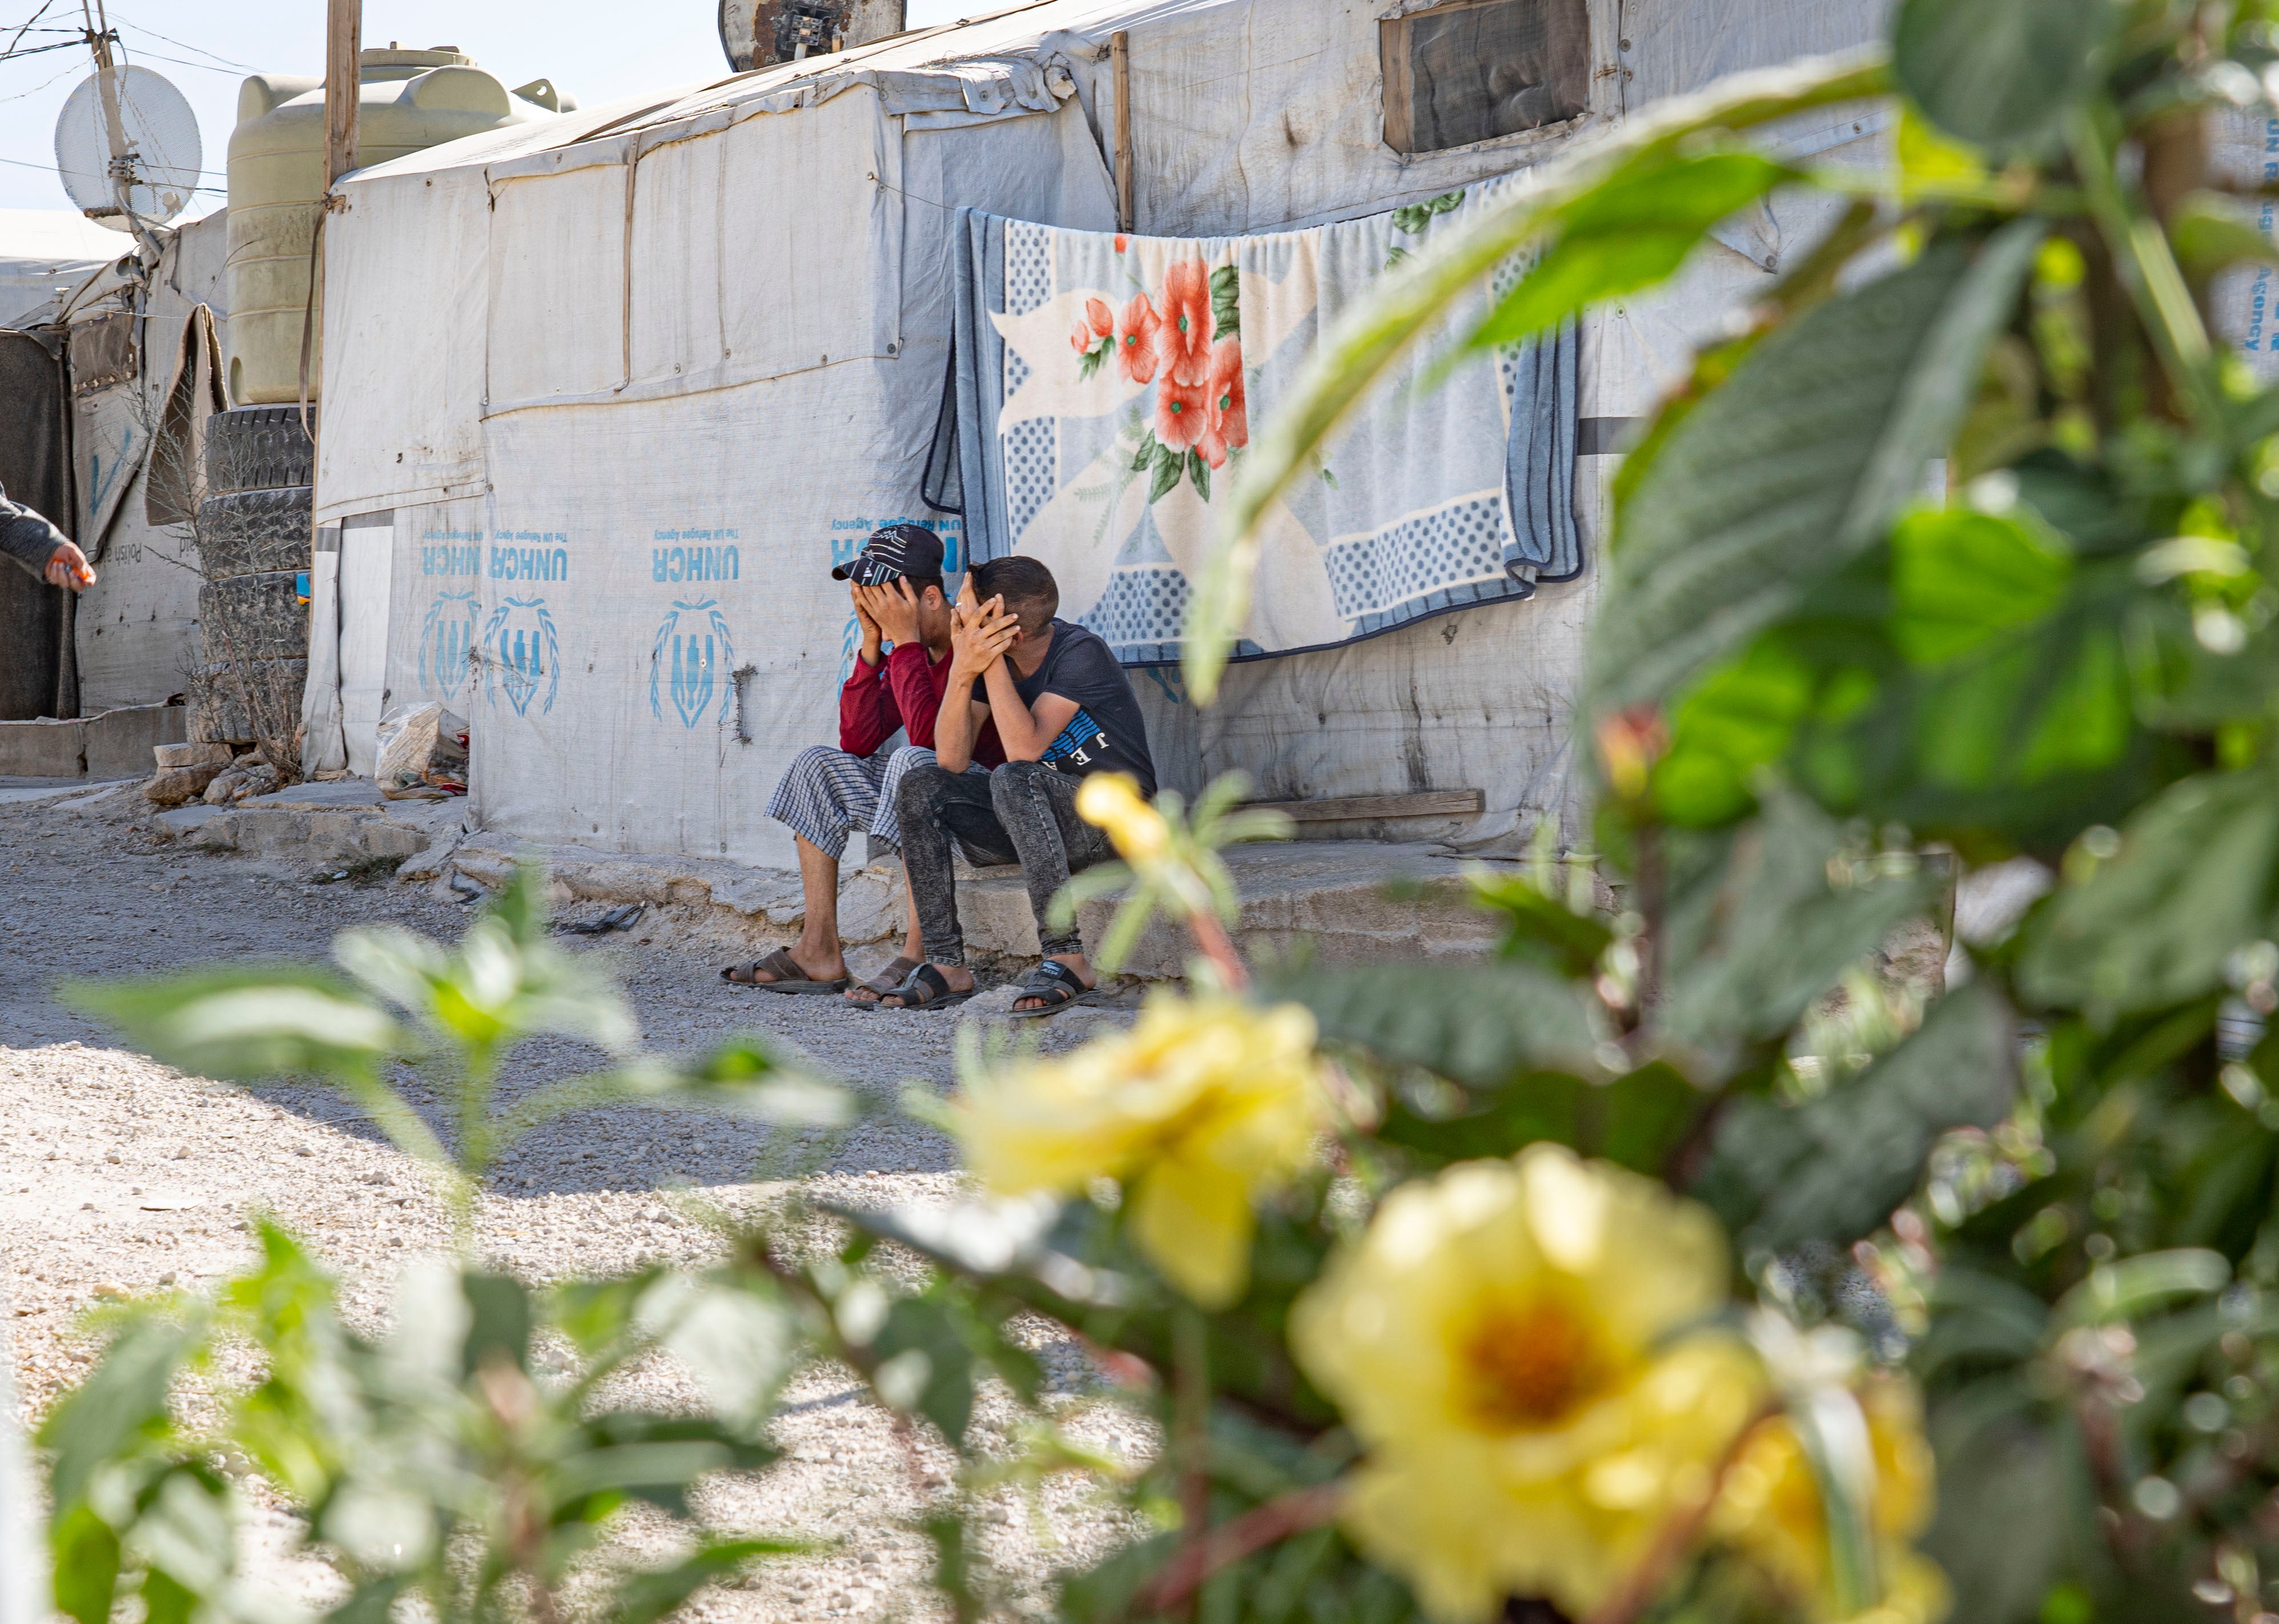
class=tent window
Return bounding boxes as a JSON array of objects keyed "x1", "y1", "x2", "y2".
[{"x1": 1381, "y1": 0, "x2": 1590, "y2": 155}]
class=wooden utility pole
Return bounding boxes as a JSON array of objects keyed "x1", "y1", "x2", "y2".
[
  {"x1": 323, "y1": 0, "x2": 361, "y2": 188},
  {"x1": 1111, "y1": 30, "x2": 1134, "y2": 235}
]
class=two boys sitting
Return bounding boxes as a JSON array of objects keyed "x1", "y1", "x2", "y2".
[{"x1": 724, "y1": 525, "x2": 1155, "y2": 1016}]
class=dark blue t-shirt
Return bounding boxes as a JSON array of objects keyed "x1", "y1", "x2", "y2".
[{"x1": 975, "y1": 619, "x2": 1156, "y2": 797}]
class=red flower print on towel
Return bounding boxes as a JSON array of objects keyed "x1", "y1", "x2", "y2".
[
  {"x1": 1155, "y1": 375, "x2": 1212, "y2": 455},
  {"x1": 1157, "y1": 259, "x2": 1213, "y2": 387},
  {"x1": 1071, "y1": 296, "x2": 1115, "y2": 354},
  {"x1": 1115, "y1": 292, "x2": 1161, "y2": 385},
  {"x1": 1198, "y1": 337, "x2": 1248, "y2": 468}
]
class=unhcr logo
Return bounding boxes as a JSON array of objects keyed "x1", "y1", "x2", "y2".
[
  {"x1": 651, "y1": 599, "x2": 736, "y2": 729},
  {"x1": 419, "y1": 590, "x2": 479, "y2": 701},
  {"x1": 482, "y1": 597, "x2": 560, "y2": 717}
]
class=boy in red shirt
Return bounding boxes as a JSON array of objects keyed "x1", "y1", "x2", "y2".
[{"x1": 723, "y1": 524, "x2": 1002, "y2": 998}]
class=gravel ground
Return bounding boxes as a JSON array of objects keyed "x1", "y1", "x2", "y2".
[{"x1": 0, "y1": 782, "x2": 1150, "y2": 1619}]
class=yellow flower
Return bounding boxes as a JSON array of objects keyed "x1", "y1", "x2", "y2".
[
  {"x1": 1289, "y1": 1146, "x2": 1762, "y2": 1622},
  {"x1": 1076, "y1": 771, "x2": 1171, "y2": 865},
  {"x1": 1713, "y1": 1374, "x2": 1947, "y2": 1624},
  {"x1": 949, "y1": 994, "x2": 1326, "y2": 1307}
]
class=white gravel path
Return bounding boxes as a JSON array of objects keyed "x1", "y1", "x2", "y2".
[{"x1": 0, "y1": 783, "x2": 1151, "y2": 1619}]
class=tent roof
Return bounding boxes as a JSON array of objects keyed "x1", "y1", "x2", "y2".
[
  {"x1": 0, "y1": 208, "x2": 138, "y2": 328},
  {"x1": 349, "y1": 0, "x2": 1223, "y2": 183}
]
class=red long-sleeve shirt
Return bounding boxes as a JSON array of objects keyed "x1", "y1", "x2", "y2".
[{"x1": 840, "y1": 642, "x2": 1004, "y2": 766}]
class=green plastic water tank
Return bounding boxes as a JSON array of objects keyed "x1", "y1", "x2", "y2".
[{"x1": 224, "y1": 46, "x2": 572, "y2": 405}]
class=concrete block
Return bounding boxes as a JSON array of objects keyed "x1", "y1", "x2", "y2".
[
  {"x1": 835, "y1": 866, "x2": 904, "y2": 943},
  {"x1": 83, "y1": 703, "x2": 188, "y2": 780},
  {"x1": 144, "y1": 763, "x2": 224, "y2": 806},
  {"x1": 187, "y1": 813, "x2": 239, "y2": 851},
  {"x1": 0, "y1": 718, "x2": 86, "y2": 778},
  {"x1": 962, "y1": 866, "x2": 1046, "y2": 958},
  {"x1": 154, "y1": 804, "x2": 224, "y2": 839},
  {"x1": 359, "y1": 821, "x2": 432, "y2": 861},
  {"x1": 154, "y1": 741, "x2": 232, "y2": 770},
  {"x1": 242, "y1": 778, "x2": 385, "y2": 809}
]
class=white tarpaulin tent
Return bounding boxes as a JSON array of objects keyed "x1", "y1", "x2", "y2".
[
  {"x1": 310, "y1": 0, "x2": 1882, "y2": 866},
  {"x1": 0, "y1": 208, "x2": 133, "y2": 328}
]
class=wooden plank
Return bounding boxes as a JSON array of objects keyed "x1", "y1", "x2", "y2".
[
  {"x1": 1111, "y1": 30, "x2": 1134, "y2": 234},
  {"x1": 1245, "y1": 789, "x2": 1485, "y2": 823},
  {"x1": 324, "y1": 0, "x2": 362, "y2": 188}
]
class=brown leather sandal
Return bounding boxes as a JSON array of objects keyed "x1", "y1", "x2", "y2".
[{"x1": 720, "y1": 946, "x2": 850, "y2": 993}]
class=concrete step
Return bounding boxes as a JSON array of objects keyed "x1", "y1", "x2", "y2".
[
  {"x1": 0, "y1": 701, "x2": 187, "y2": 779},
  {"x1": 135, "y1": 776, "x2": 1504, "y2": 974}
]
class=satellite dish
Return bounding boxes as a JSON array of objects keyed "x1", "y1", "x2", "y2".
[{"x1": 53, "y1": 64, "x2": 202, "y2": 230}]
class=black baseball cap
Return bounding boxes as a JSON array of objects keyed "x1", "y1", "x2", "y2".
[{"x1": 833, "y1": 522, "x2": 944, "y2": 584}]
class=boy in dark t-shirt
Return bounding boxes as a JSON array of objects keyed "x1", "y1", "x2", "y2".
[{"x1": 882, "y1": 554, "x2": 1155, "y2": 1016}]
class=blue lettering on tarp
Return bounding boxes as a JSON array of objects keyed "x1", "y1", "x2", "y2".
[
  {"x1": 421, "y1": 529, "x2": 483, "y2": 577},
  {"x1": 489, "y1": 545, "x2": 570, "y2": 581},
  {"x1": 482, "y1": 597, "x2": 558, "y2": 717},
  {"x1": 650, "y1": 545, "x2": 741, "y2": 582}
]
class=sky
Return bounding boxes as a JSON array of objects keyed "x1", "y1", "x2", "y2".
[{"x1": 0, "y1": 0, "x2": 972, "y2": 216}]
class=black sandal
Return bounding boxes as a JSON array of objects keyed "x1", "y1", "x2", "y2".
[
  {"x1": 1007, "y1": 959, "x2": 1099, "y2": 1020},
  {"x1": 873, "y1": 963, "x2": 976, "y2": 1011}
]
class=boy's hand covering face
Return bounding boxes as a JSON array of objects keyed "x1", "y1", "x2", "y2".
[
  {"x1": 849, "y1": 579, "x2": 882, "y2": 639},
  {"x1": 950, "y1": 592, "x2": 1019, "y2": 675},
  {"x1": 860, "y1": 578, "x2": 923, "y2": 646}
]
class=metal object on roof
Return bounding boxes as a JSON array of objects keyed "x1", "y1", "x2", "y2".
[
  {"x1": 53, "y1": 63, "x2": 202, "y2": 228},
  {"x1": 718, "y1": 0, "x2": 908, "y2": 73}
]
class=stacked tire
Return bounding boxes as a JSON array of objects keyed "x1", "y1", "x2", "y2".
[{"x1": 194, "y1": 405, "x2": 314, "y2": 745}]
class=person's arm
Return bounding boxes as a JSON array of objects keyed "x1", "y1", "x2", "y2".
[
  {"x1": 839, "y1": 658, "x2": 894, "y2": 756},
  {"x1": 838, "y1": 585, "x2": 892, "y2": 754},
  {"x1": 884, "y1": 642, "x2": 944, "y2": 748},
  {"x1": 867, "y1": 581, "x2": 944, "y2": 749},
  {"x1": 936, "y1": 593, "x2": 1019, "y2": 773},
  {"x1": 0, "y1": 484, "x2": 91, "y2": 590},
  {"x1": 982, "y1": 660, "x2": 1079, "y2": 762}
]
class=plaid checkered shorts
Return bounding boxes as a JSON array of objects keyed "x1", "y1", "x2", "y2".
[{"x1": 765, "y1": 743, "x2": 935, "y2": 860}]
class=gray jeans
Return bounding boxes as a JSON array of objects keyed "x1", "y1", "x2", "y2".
[{"x1": 894, "y1": 759, "x2": 1115, "y2": 964}]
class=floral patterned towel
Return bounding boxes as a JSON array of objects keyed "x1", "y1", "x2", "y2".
[{"x1": 926, "y1": 178, "x2": 1579, "y2": 666}]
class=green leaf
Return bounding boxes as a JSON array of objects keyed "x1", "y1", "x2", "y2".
[
  {"x1": 611, "y1": 1540, "x2": 809, "y2": 1624},
  {"x1": 1465, "y1": 870, "x2": 1614, "y2": 975},
  {"x1": 1658, "y1": 793, "x2": 1943, "y2": 1053},
  {"x1": 48, "y1": 1504, "x2": 122, "y2": 1624},
  {"x1": 1210, "y1": 262, "x2": 1241, "y2": 341},
  {"x1": 1591, "y1": 222, "x2": 2045, "y2": 714},
  {"x1": 1918, "y1": 1406, "x2": 2083, "y2": 1624},
  {"x1": 1376, "y1": 1072, "x2": 1588, "y2": 1162},
  {"x1": 64, "y1": 964, "x2": 407, "y2": 1084},
  {"x1": 1189, "y1": 447, "x2": 1212, "y2": 504},
  {"x1": 1273, "y1": 961, "x2": 1610, "y2": 1087},
  {"x1": 2017, "y1": 766, "x2": 2279, "y2": 1014},
  {"x1": 1651, "y1": 634, "x2": 1822, "y2": 827},
  {"x1": 1196, "y1": 50, "x2": 1891, "y2": 703},
  {"x1": 1888, "y1": 506, "x2": 2072, "y2": 665},
  {"x1": 460, "y1": 1271, "x2": 533, "y2": 1376},
  {"x1": 39, "y1": 1317, "x2": 200, "y2": 1513},
  {"x1": 2050, "y1": 1249, "x2": 2230, "y2": 1330},
  {"x1": 2169, "y1": 190, "x2": 2279, "y2": 282},
  {"x1": 1694, "y1": 979, "x2": 2019, "y2": 1251},
  {"x1": 1894, "y1": 0, "x2": 2113, "y2": 156},
  {"x1": 874, "y1": 1295, "x2": 980, "y2": 1442},
  {"x1": 1149, "y1": 441, "x2": 1184, "y2": 504},
  {"x1": 1131, "y1": 435, "x2": 1159, "y2": 473},
  {"x1": 1470, "y1": 152, "x2": 1797, "y2": 351},
  {"x1": 1594, "y1": 1062, "x2": 1706, "y2": 1173}
]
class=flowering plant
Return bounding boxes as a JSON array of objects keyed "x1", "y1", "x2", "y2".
[{"x1": 44, "y1": 4, "x2": 2279, "y2": 1624}]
